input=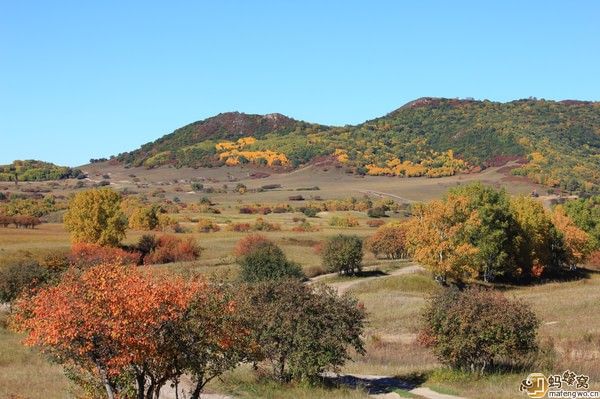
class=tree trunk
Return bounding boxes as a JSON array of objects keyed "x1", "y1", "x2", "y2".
[{"x1": 97, "y1": 366, "x2": 115, "y2": 399}]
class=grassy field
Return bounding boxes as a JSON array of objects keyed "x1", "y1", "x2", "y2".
[{"x1": 1, "y1": 166, "x2": 597, "y2": 399}]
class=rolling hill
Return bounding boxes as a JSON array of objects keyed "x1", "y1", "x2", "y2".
[{"x1": 116, "y1": 98, "x2": 600, "y2": 194}]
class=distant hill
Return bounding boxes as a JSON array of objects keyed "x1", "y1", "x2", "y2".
[
  {"x1": 116, "y1": 98, "x2": 600, "y2": 194},
  {"x1": 0, "y1": 160, "x2": 84, "y2": 182}
]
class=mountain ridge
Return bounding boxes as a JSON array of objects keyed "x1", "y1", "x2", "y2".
[{"x1": 111, "y1": 97, "x2": 600, "y2": 194}]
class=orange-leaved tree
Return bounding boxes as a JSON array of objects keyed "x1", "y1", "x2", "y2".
[
  {"x1": 11, "y1": 263, "x2": 198, "y2": 399},
  {"x1": 552, "y1": 205, "x2": 591, "y2": 267}
]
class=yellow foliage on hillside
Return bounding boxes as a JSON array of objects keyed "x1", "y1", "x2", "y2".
[
  {"x1": 215, "y1": 136, "x2": 289, "y2": 167},
  {"x1": 365, "y1": 150, "x2": 466, "y2": 178}
]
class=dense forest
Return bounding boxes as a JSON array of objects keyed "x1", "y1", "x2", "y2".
[
  {"x1": 0, "y1": 160, "x2": 84, "y2": 182},
  {"x1": 117, "y1": 98, "x2": 600, "y2": 194}
]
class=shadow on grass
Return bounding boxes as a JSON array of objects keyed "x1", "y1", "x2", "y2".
[{"x1": 321, "y1": 372, "x2": 427, "y2": 394}]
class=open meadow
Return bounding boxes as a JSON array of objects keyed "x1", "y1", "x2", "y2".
[{"x1": 1, "y1": 165, "x2": 598, "y2": 399}]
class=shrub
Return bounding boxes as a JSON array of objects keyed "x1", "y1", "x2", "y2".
[
  {"x1": 288, "y1": 195, "x2": 304, "y2": 201},
  {"x1": 197, "y1": 218, "x2": 220, "y2": 233},
  {"x1": 70, "y1": 243, "x2": 140, "y2": 268},
  {"x1": 291, "y1": 221, "x2": 320, "y2": 232},
  {"x1": 136, "y1": 234, "x2": 158, "y2": 264},
  {"x1": 227, "y1": 223, "x2": 252, "y2": 232},
  {"x1": 366, "y1": 224, "x2": 408, "y2": 259},
  {"x1": 239, "y1": 242, "x2": 304, "y2": 283},
  {"x1": 366, "y1": 219, "x2": 385, "y2": 228},
  {"x1": 367, "y1": 207, "x2": 387, "y2": 218},
  {"x1": 191, "y1": 182, "x2": 204, "y2": 191},
  {"x1": 233, "y1": 234, "x2": 272, "y2": 257},
  {"x1": 242, "y1": 280, "x2": 365, "y2": 382},
  {"x1": 329, "y1": 215, "x2": 359, "y2": 228},
  {"x1": 144, "y1": 235, "x2": 201, "y2": 265},
  {"x1": 252, "y1": 217, "x2": 281, "y2": 232},
  {"x1": 420, "y1": 287, "x2": 539, "y2": 373},
  {"x1": 302, "y1": 207, "x2": 319, "y2": 218},
  {"x1": 322, "y1": 235, "x2": 363, "y2": 275},
  {"x1": 0, "y1": 260, "x2": 49, "y2": 302}
]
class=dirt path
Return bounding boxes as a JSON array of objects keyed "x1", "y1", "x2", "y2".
[
  {"x1": 322, "y1": 263, "x2": 424, "y2": 294},
  {"x1": 357, "y1": 189, "x2": 415, "y2": 203}
]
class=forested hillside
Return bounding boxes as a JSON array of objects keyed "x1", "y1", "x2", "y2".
[
  {"x1": 0, "y1": 160, "x2": 83, "y2": 182},
  {"x1": 116, "y1": 98, "x2": 600, "y2": 194}
]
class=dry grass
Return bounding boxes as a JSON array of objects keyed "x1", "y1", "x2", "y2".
[{"x1": 0, "y1": 314, "x2": 71, "y2": 399}]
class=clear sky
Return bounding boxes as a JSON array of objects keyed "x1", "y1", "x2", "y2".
[{"x1": 1, "y1": 1, "x2": 599, "y2": 166}]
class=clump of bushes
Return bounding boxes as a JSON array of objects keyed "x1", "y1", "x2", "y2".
[
  {"x1": 322, "y1": 234, "x2": 363, "y2": 275},
  {"x1": 253, "y1": 217, "x2": 281, "y2": 231},
  {"x1": 197, "y1": 218, "x2": 220, "y2": 233},
  {"x1": 366, "y1": 224, "x2": 408, "y2": 259},
  {"x1": 70, "y1": 243, "x2": 140, "y2": 267},
  {"x1": 367, "y1": 207, "x2": 388, "y2": 218},
  {"x1": 0, "y1": 260, "x2": 50, "y2": 302},
  {"x1": 366, "y1": 219, "x2": 385, "y2": 228},
  {"x1": 291, "y1": 221, "x2": 320, "y2": 232},
  {"x1": 143, "y1": 235, "x2": 201, "y2": 265},
  {"x1": 420, "y1": 287, "x2": 539, "y2": 374},
  {"x1": 329, "y1": 215, "x2": 359, "y2": 228},
  {"x1": 227, "y1": 222, "x2": 252, "y2": 232},
  {"x1": 0, "y1": 215, "x2": 42, "y2": 228},
  {"x1": 238, "y1": 242, "x2": 304, "y2": 283},
  {"x1": 234, "y1": 234, "x2": 272, "y2": 257}
]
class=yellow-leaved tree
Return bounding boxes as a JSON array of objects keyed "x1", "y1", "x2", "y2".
[
  {"x1": 64, "y1": 188, "x2": 127, "y2": 246},
  {"x1": 405, "y1": 195, "x2": 480, "y2": 283}
]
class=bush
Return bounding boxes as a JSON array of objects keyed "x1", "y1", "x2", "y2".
[
  {"x1": 291, "y1": 221, "x2": 320, "y2": 232},
  {"x1": 234, "y1": 234, "x2": 272, "y2": 257},
  {"x1": 197, "y1": 218, "x2": 220, "y2": 233},
  {"x1": 420, "y1": 287, "x2": 539, "y2": 373},
  {"x1": 70, "y1": 243, "x2": 140, "y2": 268},
  {"x1": 329, "y1": 215, "x2": 359, "y2": 228},
  {"x1": 322, "y1": 235, "x2": 363, "y2": 275},
  {"x1": 0, "y1": 260, "x2": 49, "y2": 302},
  {"x1": 366, "y1": 224, "x2": 408, "y2": 259},
  {"x1": 366, "y1": 219, "x2": 385, "y2": 228},
  {"x1": 252, "y1": 217, "x2": 281, "y2": 231},
  {"x1": 367, "y1": 207, "x2": 387, "y2": 218},
  {"x1": 239, "y1": 242, "x2": 304, "y2": 283},
  {"x1": 191, "y1": 182, "x2": 204, "y2": 191},
  {"x1": 143, "y1": 235, "x2": 201, "y2": 265},
  {"x1": 242, "y1": 280, "x2": 365, "y2": 382},
  {"x1": 227, "y1": 222, "x2": 252, "y2": 232},
  {"x1": 302, "y1": 207, "x2": 319, "y2": 218}
]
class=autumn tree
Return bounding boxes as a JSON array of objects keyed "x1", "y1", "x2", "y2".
[
  {"x1": 10, "y1": 263, "x2": 198, "y2": 399},
  {"x1": 552, "y1": 205, "x2": 591, "y2": 267},
  {"x1": 365, "y1": 223, "x2": 407, "y2": 259},
  {"x1": 510, "y1": 196, "x2": 565, "y2": 277},
  {"x1": 447, "y1": 183, "x2": 522, "y2": 281},
  {"x1": 64, "y1": 188, "x2": 127, "y2": 246},
  {"x1": 405, "y1": 195, "x2": 480, "y2": 284},
  {"x1": 128, "y1": 204, "x2": 161, "y2": 230}
]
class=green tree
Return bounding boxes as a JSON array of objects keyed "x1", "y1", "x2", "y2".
[
  {"x1": 448, "y1": 183, "x2": 522, "y2": 281},
  {"x1": 64, "y1": 188, "x2": 127, "y2": 246},
  {"x1": 421, "y1": 286, "x2": 539, "y2": 374},
  {"x1": 322, "y1": 234, "x2": 363, "y2": 275},
  {"x1": 243, "y1": 280, "x2": 365, "y2": 383},
  {"x1": 239, "y1": 242, "x2": 304, "y2": 283}
]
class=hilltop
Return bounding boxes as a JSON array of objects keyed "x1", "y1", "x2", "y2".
[
  {"x1": 110, "y1": 98, "x2": 600, "y2": 194},
  {"x1": 0, "y1": 160, "x2": 83, "y2": 182}
]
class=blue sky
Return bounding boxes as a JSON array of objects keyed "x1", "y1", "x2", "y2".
[{"x1": 1, "y1": 1, "x2": 599, "y2": 166}]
